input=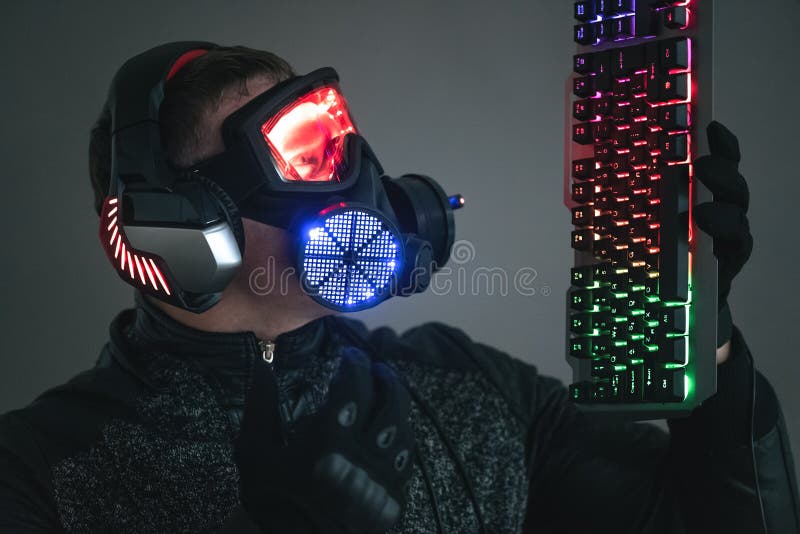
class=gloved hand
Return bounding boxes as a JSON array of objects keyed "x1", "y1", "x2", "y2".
[
  {"x1": 235, "y1": 346, "x2": 414, "y2": 534},
  {"x1": 693, "y1": 121, "x2": 754, "y2": 347}
]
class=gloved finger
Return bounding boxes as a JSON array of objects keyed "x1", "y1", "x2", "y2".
[
  {"x1": 364, "y1": 362, "x2": 414, "y2": 477},
  {"x1": 715, "y1": 230, "x2": 753, "y2": 280},
  {"x1": 694, "y1": 202, "x2": 750, "y2": 241},
  {"x1": 707, "y1": 120, "x2": 741, "y2": 164},
  {"x1": 326, "y1": 346, "x2": 375, "y2": 434},
  {"x1": 693, "y1": 155, "x2": 749, "y2": 212},
  {"x1": 716, "y1": 235, "x2": 753, "y2": 305},
  {"x1": 313, "y1": 452, "x2": 403, "y2": 533}
]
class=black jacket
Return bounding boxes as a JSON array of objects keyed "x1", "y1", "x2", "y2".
[{"x1": 0, "y1": 297, "x2": 798, "y2": 533}]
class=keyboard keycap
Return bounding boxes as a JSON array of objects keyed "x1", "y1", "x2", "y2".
[
  {"x1": 630, "y1": 73, "x2": 647, "y2": 96},
  {"x1": 643, "y1": 366, "x2": 685, "y2": 402},
  {"x1": 633, "y1": 1, "x2": 659, "y2": 37},
  {"x1": 655, "y1": 304, "x2": 687, "y2": 334},
  {"x1": 595, "y1": 20, "x2": 613, "y2": 42},
  {"x1": 575, "y1": 23, "x2": 596, "y2": 45},
  {"x1": 628, "y1": 123, "x2": 647, "y2": 144},
  {"x1": 570, "y1": 337, "x2": 593, "y2": 358},
  {"x1": 611, "y1": 46, "x2": 643, "y2": 77},
  {"x1": 626, "y1": 169, "x2": 647, "y2": 191},
  {"x1": 623, "y1": 365, "x2": 644, "y2": 400},
  {"x1": 630, "y1": 98, "x2": 648, "y2": 119},
  {"x1": 661, "y1": 73, "x2": 689, "y2": 101},
  {"x1": 593, "y1": 120, "x2": 613, "y2": 141},
  {"x1": 608, "y1": 154, "x2": 629, "y2": 175},
  {"x1": 658, "y1": 104, "x2": 689, "y2": 131},
  {"x1": 574, "y1": 76, "x2": 595, "y2": 97},
  {"x1": 572, "y1": 228, "x2": 595, "y2": 250},
  {"x1": 594, "y1": 51, "x2": 613, "y2": 87},
  {"x1": 591, "y1": 334, "x2": 619, "y2": 357},
  {"x1": 594, "y1": 73, "x2": 613, "y2": 95},
  {"x1": 660, "y1": 38, "x2": 690, "y2": 72},
  {"x1": 574, "y1": 53, "x2": 595, "y2": 74},
  {"x1": 652, "y1": 336, "x2": 687, "y2": 364},
  {"x1": 644, "y1": 41, "x2": 659, "y2": 93},
  {"x1": 628, "y1": 146, "x2": 649, "y2": 167},
  {"x1": 593, "y1": 96, "x2": 613, "y2": 116},
  {"x1": 571, "y1": 288, "x2": 598, "y2": 312},
  {"x1": 592, "y1": 361, "x2": 618, "y2": 377},
  {"x1": 570, "y1": 313, "x2": 596, "y2": 334},
  {"x1": 573, "y1": 99, "x2": 593, "y2": 121},
  {"x1": 612, "y1": 105, "x2": 631, "y2": 127},
  {"x1": 573, "y1": 123, "x2": 594, "y2": 144},
  {"x1": 575, "y1": 1, "x2": 596, "y2": 22},
  {"x1": 657, "y1": 165, "x2": 689, "y2": 302},
  {"x1": 611, "y1": 0, "x2": 634, "y2": 15},
  {"x1": 572, "y1": 205, "x2": 592, "y2": 226},
  {"x1": 612, "y1": 79, "x2": 631, "y2": 102},
  {"x1": 572, "y1": 182, "x2": 594, "y2": 204},
  {"x1": 595, "y1": 142, "x2": 615, "y2": 162},
  {"x1": 572, "y1": 157, "x2": 596, "y2": 180},
  {"x1": 571, "y1": 264, "x2": 603, "y2": 287},
  {"x1": 610, "y1": 16, "x2": 634, "y2": 39},
  {"x1": 596, "y1": 0, "x2": 613, "y2": 16},
  {"x1": 664, "y1": 7, "x2": 689, "y2": 29},
  {"x1": 611, "y1": 125, "x2": 630, "y2": 148},
  {"x1": 659, "y1": 132, "x2": 688, "y2": 162}
]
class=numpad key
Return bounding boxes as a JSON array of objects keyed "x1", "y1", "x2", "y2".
[{"x1": 565, "y1": 0, "x2": 718, "y2": 419}]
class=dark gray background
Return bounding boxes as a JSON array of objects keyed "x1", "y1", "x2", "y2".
[{"x1": 1, "y1": 0, "x2": 798, "y2": 480}]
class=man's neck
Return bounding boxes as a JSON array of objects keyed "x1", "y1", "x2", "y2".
[{"x1": 148, "y1": 293, "x2": 332, "y2": 342}]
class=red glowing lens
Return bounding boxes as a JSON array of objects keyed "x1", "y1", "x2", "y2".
[{"x1": 261, "y1": 85, "x2": 357, "y2": 182}]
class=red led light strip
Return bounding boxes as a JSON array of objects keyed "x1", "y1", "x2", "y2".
[{"x1": 99, "y1": 197, "x2": 172, "y2": 295}]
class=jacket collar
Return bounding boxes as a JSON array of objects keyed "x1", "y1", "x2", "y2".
[
  {"x1": 109, "y1": 293, "x2": 330, "y2": 405},
  {"x1": 129, "y1": 292, "x2": 328, "y2": 365}
]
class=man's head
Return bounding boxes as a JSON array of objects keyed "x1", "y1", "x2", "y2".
[{"x1": 90, "y1": 46, "x2": 334, "y2": 336}]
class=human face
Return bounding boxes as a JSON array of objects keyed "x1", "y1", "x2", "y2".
[{"x1": 191, "y1": 77, "x2": 330, "y2": 314}]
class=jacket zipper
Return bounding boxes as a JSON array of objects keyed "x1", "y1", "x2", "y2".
[
  {"x1": 256, "y1": 338, "x2": 291, "y2": 444},
  {"x1": 258, "y1": 339, "x2": 275, "y2": 364}
]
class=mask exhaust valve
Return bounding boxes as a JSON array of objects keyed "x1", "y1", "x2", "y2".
[{"x1": 298, "y1": 205, "x2": 404, "y2": 311}]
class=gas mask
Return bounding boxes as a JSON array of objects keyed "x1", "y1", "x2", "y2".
[{"x1": 99, "y1": 42, "x2": 463, "y2": 313}]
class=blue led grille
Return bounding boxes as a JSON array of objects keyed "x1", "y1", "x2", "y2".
[{"x1": 301, "y1": 209, "x2": 401, "y2": 309}]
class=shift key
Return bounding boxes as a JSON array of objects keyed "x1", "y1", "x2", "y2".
[{"x1": 658, "y1": 164, "x2": 689, "y2": 302}]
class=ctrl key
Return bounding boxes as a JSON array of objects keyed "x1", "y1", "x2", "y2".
[{"x1": 643, "y1": 366, "x2": 685, "y2": 402}]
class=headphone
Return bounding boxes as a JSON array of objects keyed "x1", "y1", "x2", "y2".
[{"x1": 99, "y1": 41, "x2": 244, "y2": 313}]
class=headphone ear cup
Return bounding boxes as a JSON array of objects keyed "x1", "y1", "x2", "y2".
[{"x1": 193, "y1": 173, "x2": 246, "y2": 253}]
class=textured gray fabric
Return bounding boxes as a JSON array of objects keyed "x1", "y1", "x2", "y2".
[
  {"x1": 388, "y1": 360, "x2": 528, "y2": 534},
  {"x1": 52, "y1": 353, "x2": 240, "y2": 533},
  {"x1": 49, "y1": 315, "x2": 530, "y2": 533}
]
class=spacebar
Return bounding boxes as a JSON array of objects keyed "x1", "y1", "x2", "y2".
[{"x1": 658, "y1": 164, "x2": 689, "y2": 302}]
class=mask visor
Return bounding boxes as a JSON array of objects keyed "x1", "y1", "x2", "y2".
[{"x1": 261, "y1": 84, "x2": 357, "y2": 183}]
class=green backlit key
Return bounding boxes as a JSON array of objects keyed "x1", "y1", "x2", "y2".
[{"x1": 644, "y1": 367, "x2": 685, "y2": 402}]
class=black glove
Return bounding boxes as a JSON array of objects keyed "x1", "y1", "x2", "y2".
[
  {"x1": 693, "y1": 121, "x2": 753, "y2": 346},
  {"x1": 235, "y1": 346, "x2": 414, "y2": 534}
]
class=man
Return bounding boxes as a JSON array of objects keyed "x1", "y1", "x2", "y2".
[{"x1": 0, "y1": 42, "x2": 797, "y2": 533}]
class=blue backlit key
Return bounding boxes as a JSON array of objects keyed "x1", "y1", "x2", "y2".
[{"x1": 575, "y1": 1, "x2": 596, "y2": 22}]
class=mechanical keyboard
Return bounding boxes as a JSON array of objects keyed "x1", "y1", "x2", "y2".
[{"x1": 565, "y1": 0, "x2": 718, "y2": 418}]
